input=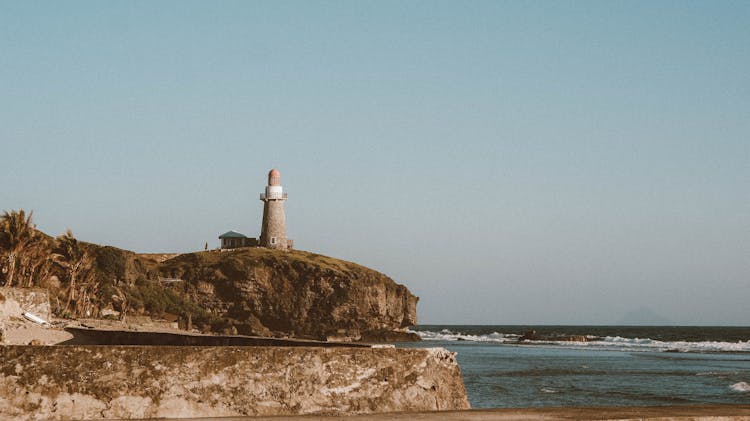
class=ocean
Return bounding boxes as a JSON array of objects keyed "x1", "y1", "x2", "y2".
[{"x1": 401, "y1": 325, "x2": 750, "y2": 408}]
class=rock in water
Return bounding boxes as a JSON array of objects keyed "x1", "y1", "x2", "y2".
[
  {"x1": 565, "y1": 335, "x2": 588, "y2": 342},
  {"x1": 519, "y1": 330, "x2": 538, "y2": 341}
]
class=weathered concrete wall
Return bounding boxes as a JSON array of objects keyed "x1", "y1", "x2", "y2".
[
  {"x1": 0, "y1": 345, "x2": 470, "y2": 420},
  {"x1": 0, "y1": 287, "x2": 51, "y2": 321}
]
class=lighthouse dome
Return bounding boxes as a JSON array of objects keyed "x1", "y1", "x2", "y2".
[{"x1": 268, "y1": 168, "x2": 281, "y2": 186}]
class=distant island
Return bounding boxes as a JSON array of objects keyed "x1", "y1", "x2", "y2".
[{"x1": 617, "y1": 306, "x2": 672, "y2": 325}]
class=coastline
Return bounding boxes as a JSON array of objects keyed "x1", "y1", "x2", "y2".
[
  {"x1": 408, "y1": 325, "x2": 750, "y2": 408},
  {"x1": 159, "y1": 405, "x2": 750, "y2": 420}
]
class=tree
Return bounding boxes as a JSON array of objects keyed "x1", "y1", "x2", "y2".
[
  {"x1": 18, "y1": 235, "x2": 53, "y2": 288},
  {"x1": 0, "y1": 209, "x2": 44, "y2": 287},
  {"x1": 52, "y1": 229, "x2": 97, "y2": 317}
]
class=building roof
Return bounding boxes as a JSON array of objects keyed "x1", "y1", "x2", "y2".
[{"x1": 218, "y1": 230, "x2": 247, "y2": 239}]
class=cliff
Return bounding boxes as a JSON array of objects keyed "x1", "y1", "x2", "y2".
[
  {"x1": 158, "y1": 248, "x2": 418, "y2": 340},
  {"x1": 1, "y1": 226, "x2": 419, "y2": 340}
]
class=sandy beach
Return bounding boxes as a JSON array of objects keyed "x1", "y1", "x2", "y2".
[{"x1": 166, "y1": 405, "x2": 750, "y2": 420}]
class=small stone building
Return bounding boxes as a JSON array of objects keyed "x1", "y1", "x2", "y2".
[{"x1": 218, "y1": 231, "x2": 257, "y2": 249}]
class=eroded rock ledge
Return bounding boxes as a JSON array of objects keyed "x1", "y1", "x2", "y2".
[{"x1": 0, "y1": 345, "x2": 470, "y2": 420}]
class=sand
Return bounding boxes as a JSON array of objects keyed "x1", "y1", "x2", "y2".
[
  {"x1": 0, "y1": 318, "x2": 73, "y2": 345},
  {"x1": 164, "y1": 405, "x2": 750, "y2": 420}
]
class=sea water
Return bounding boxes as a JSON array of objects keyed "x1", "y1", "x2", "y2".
[{"x1": 401, "y1": 325, "x2": 750, "y2": 408}]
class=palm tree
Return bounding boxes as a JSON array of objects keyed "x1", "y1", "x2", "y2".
[
  {"x1": 19, "y1": 235, "x2": 53, "y2": 288},
  {"x1": 0, "y1": 209, "x2": 38, "y2": 287},
  {"x1": 52, "y1": 229, "x2": 96, "y2": 316}
]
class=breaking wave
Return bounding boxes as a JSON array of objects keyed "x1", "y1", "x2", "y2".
[
  {"x1": 410, "y1": 328, "x2": 750, "y2": 353},
  {"x1": 414, "y1": 329, "x2": 519, "y2": 343},
  {"x1": 731, "y1": 382, "x2": 750, "y2": 392}
]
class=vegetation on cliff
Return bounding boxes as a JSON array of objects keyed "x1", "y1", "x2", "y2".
[
  {"x1": 0, "y1": 210, "x2": 418, "y2": 339},
  {"x1": 159, "y1": 247, "x2": 418, "y2": 339},
  {"x1": 0, "y1": 210, "x2": 161, "y2": 319}
]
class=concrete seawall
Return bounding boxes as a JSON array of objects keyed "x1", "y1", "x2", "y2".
[
  {"x1": 0, "y1": 345, "x2": 470, "y2": 420},
  {"x1": 62, "y1": 326, "x2": 372, "y2": 347}
]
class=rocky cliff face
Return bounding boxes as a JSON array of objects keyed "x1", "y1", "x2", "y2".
[
  {"x1": 159, "y1": 248, "x2": 419, "y2": 340},
  {"x1": 0, "y1": 345, "x2": 469, "y2": 419},
  {"x1": 2, "y1": 225, "x2": 419, "y2": 340}
]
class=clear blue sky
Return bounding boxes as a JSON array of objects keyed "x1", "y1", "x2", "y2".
[{"x1": 1, "y1": 1, "x2": 748, "y2": 325}]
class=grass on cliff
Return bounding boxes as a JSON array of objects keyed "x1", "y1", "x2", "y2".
[{"x1": 162, "y1": 247, "x2": 374, "y2": 276}]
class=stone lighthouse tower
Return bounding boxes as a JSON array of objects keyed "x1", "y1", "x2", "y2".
[{"x1": 259, "y1": 168, "x2": 291, "y2": 249}]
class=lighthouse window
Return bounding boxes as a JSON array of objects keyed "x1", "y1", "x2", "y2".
[{"x1": 271, "y1": 237, "x2": 277, "y2": 244}]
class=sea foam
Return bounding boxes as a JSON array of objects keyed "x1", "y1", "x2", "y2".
[
  {"x1": 731, "y1": 382, "x2": 750, "y2": 392},
  {"x1": 410, "y1": 329, "x2": 750, "y2": 353},
  {"x1": 412, "y1": 328, "x2": 518, "y2": 343}
]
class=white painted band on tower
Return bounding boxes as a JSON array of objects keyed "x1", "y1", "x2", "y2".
[{"x1": 265, "y1": 185, "x2": 283, "y2": 199}]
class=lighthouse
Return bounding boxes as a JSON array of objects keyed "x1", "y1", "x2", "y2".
[{"x1": 259, "y1": 168, "x2": 291, "y2": 250}]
